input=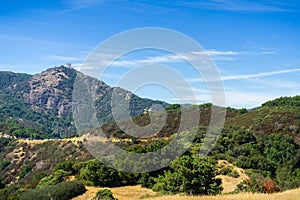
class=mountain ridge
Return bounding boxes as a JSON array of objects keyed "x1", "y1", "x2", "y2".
[{"x1": 0, "y1": 65, "x2": 168, "y2": 138}]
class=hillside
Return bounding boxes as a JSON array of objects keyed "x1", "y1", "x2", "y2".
[
  {"x1": 226, "y1": 96, "x2": 300, "y2": 142},
  {"x1": 0, "y1": 137, "x2": 93, "y2": 185},
  {"x1": 1, "y1": 112, "x2": 300, "y2": 199}
]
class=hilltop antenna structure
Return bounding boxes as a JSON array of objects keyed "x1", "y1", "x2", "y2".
[{"x1": 66, "y1": 63, "x2": 72, "y2": 68}]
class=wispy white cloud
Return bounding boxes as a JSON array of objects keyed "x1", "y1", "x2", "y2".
[
  {"x1": 0, "y1": 64, "x2": 33, "y2": 74},
  {"x1": 62, "y1": 0, "x2": 104, "y2": 12},
  {"x1": 194, "y1": 49, "x2": 242, "y2": 56},
  {"x1": 189, "y1": 68, "x2": 300, "y2": 82},
  {"x1": 0, "y1": 64, "x2": 21, "y2": 71},
  {"x1": 222, "y1": 68, "x2": 300, "y2": 81},
  {"x1": 194, "y1": 49, "x2": 254, "y2": 61},
  {"x1": 182, "y1": 0, "x2": 290, "y2": 12},
  {"x1": 102, "y1": 49, "x2": 260, "y2": 68},
  {"x1": 0, "y1": 34, "x2": 57, "y2": 46},
  {"x1": 251, "y1": 78, "x2": 300, "y2": 90},
  {"x1": 260, "y1": 51, "x2": 276, "y2": 55},
  {"x1": 46, "y1": 55, "x2": 81, "y2": 62}
]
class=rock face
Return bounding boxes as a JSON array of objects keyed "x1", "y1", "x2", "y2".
[
  {"x1": 23, "y1": 67, "x2": 76, "y2": 117},
  {"x1": 21, "y1": 66, "x2": 133, "y2": 119},
  {"x1": 22, "y1": 66, "x2": 114, "y2": 118}
]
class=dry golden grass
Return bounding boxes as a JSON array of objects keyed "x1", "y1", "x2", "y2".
[
  {"x1": 73, "y1": 185, "x2": 156, "y2": 200},
  {"x1": 18, "y1": 139, "x2": 48, "y2": 145},
  {"x1": 17, "y1": 137, "x2": 83, "y2": 145},
  {"x1": 146, "y1": 188, "x2": 300, "y2": 200},
  {"x1": 73, "y1": 186, "x2": 300, "y2": 200}
]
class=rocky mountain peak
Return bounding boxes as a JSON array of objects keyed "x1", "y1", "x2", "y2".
[{"x1": 23, "y1": 66, "x2": 78, "y2": 117}]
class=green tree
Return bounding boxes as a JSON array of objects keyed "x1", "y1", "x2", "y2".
[
  {"x1": 54, "y1": 160, "x2": 75, "y2": 174},
  {"x1": 152, "y1": 156, "x2": 222, "y2": 195},
  {"x1": 79, "y1": 159, "x2": 120, "y2": 187}
]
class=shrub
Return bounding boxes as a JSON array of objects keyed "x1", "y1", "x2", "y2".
[
  {"x1": 219, "y1": 166, "x2": 240, "y2": 178},
  {"x1": 0, "y1": 159, "x2": 9, "y2": 170},
  {"x1": 92, "y1": 189, "x2": 117, "y2": 200},
  {"x1": 19, "y1": 181, "x2": 86, "y2": 200},
  {"x1": 37, "y1": 170, "x2": 71, "y2": 188},
  {"x1": 18, "y1": 165, "x2": 32, "y2": 180}
]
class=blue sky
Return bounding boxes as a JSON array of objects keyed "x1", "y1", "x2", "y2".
[{"x1": 0, "y1": 0, "x2": 300, "y2": 108}]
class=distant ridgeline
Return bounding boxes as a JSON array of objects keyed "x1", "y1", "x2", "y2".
[
  {"x1": 226, "y1": 95, "x2": 300, "y2": 137},
  {"x1": 0, "y1": 66, "x2": 168, "y2": 139},
  {"x1": 262, "y1": 96, "x2": 300, "y2": 107}
]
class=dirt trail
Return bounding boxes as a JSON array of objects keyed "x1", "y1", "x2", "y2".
[{"x1": 216, "y1": 160, "x2": 249, "y2": 193}]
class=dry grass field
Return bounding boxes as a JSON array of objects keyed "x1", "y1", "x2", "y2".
[
  {"x1": 72, "y1": 185, "x2": 300, "y2": 200},
  {"x1": 146, "y1": 188, "x2": 300, "y2": 200},
  {"x1": 73, "y1": 185, "x2": 156, "y2": 200}
]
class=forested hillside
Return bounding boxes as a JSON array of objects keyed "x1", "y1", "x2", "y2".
[{"x1": 226, "y1": 96, "x2": 300, "y2": 141}]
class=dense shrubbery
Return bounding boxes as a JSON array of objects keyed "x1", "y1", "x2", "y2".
[
  {"x1": 0, "y1": 71, "x2": 31, "y2": 90},
  {"x1": 79, "y1": 159, "x2": 121, "y2": 187},
  {"x1": 211, "y1": 127, "x2": 300, "y2": 192},
  {"x1": 262, "y1": 96, "x2": 300, "y2": 107},
  {"x1": 0, "y1": 185, "x2": 19, "y2": 200},
  {"x1": 37, "y1": 169, "x2": 71, "y2": 188},
  {"x1": 0, "y1": 122, "x2": 54, "y2": 139},
  {"x1": 19, "y1": 181, "x2": 86, "y2": 200}
]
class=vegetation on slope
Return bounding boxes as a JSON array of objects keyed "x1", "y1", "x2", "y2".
[
  {"x1": 226, "y1": 96, "x2": 300, "y2": 138},
  {"x1": 1, "y1": 123, "x2": 300, "y2": 199}
]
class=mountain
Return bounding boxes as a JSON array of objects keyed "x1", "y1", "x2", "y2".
[{"x1": 0, "y1": 66, "x2": 168, "y2": 138}]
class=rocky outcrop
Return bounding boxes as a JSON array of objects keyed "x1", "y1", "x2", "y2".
[
  {"x1": 22, "y1": 66, "x2": 113, "y2": 118},
  {"x1": 23, "y1": 66, "x2": 75, "y2": 117}
]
